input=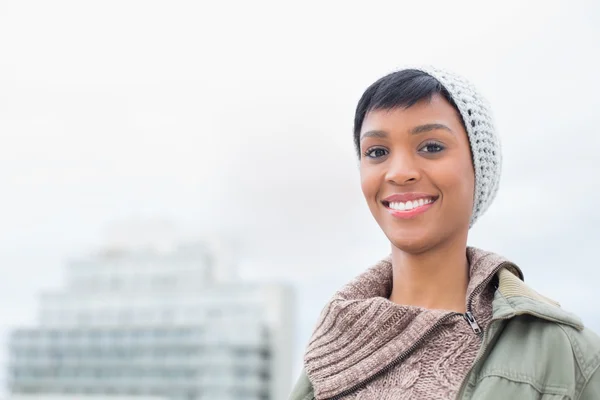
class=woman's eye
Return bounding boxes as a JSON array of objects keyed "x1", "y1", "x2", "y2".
[
  {"x1": 364, "y1": 148, "x2": 388, "y2": 158},
  {"x1": 420, "y1": 142, "x2": 445, "y2": 153}
]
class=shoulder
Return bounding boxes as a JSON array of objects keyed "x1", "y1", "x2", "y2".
[
  {"x1": 506, "y1": 314, "x2": 600, "y2": 365},
  {"x1": 491, "y1": 267, "x2": 600, "y2": 397},
  {"x1": 497, "y1": 267, "x2": 600, "y2": 358},
  {"x1": 473, "y1": 316, "x2": 600, "y2": 399},
  {"x1": 558, "y1": 324, "x2": 600, "y2": 384},
  {"x1": 504, "y1": 317, "x2": 600, "y2": 398},
  {"x1": 487, "y1": 264, "x2": 600, "y2": 389}
]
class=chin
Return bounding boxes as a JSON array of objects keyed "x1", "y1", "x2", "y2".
[
  {"x1": 384, "y1": 220, "x2": 468, "y2": 255},
  {"x1": 387, "y1": 233, "x2": 437, "y2": 255}
]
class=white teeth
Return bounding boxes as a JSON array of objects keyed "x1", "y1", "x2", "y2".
[
  {"x1": 390, "y1": 201, "x2": 405, "y2": 211},
  {"x1": 387, "y1": 198, "x2": 434, "y2": 211}
]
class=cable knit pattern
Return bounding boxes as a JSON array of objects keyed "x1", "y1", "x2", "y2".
[{"x1": 304, "y1": 247, "x2": 511, "y2": 400}]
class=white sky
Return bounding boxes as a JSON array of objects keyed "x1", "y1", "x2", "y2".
[{"x1": 1, "y1": 0, "x2": 599, "y2": 392}]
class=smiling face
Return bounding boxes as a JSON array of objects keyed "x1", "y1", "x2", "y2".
[{"x1": 359, "y1": 94, "x2": 475, "y2": 254}]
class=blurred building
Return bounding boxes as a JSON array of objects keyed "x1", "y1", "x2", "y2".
[{"x1": 7, "y1": 224, "x2": 294, "y2": 400}]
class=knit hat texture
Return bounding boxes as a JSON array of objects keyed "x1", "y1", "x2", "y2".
[{"x1": 409, "y1": 66, "x2": 502, "y2": 226}]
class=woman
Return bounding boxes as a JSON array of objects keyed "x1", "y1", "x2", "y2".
[{"x1": 289, "y1": 67, "x2": 600, "y2": 400}]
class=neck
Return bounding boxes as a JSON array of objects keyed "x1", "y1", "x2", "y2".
[{"x1": 389, "y1": 233, "x2": 469, "y2": 313}]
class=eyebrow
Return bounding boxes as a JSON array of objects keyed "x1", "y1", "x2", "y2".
[
  {"x1": 410, "y1": 123, "x2": 454, "y2": 135},
  {"x1": 360, "y1": 123, "x2": 454, "y2": 140},
  {"x1": 359, "y1": 130, "x2": 388, "y2": 140}
]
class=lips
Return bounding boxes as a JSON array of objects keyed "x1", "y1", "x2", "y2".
[{"x1": 381, "y1": 193, "x2": 438, "y2": 219}]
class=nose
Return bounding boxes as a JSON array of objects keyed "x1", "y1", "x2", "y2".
[{"x1": 384, "y1": 151, "x2": 421, "y2": 185}]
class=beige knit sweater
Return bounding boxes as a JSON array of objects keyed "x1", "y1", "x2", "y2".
[{"x1": 304, "y1": 248, "x2": 506, "y2": 400}]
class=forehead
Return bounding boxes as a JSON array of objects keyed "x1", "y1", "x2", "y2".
[{"x1": 361, "y1": 94, "x2": 464, "y2": 133}]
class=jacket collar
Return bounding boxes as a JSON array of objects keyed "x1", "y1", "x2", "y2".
[{"x1": 493, "y1": 266, "x2": 583, "y2": 330}]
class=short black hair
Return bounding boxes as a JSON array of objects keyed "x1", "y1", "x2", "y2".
[{"x1": 353, "y1": 69, "x2": 462, "y2": 158}]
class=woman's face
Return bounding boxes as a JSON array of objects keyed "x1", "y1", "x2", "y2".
[{"x1": 359, "y1": 94, "x2": 475, "y2": 254}]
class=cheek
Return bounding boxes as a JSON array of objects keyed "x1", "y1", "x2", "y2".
[
  {"x1": 359, "y1": 166, "x2": 380, "y2": 201},
  {"x1": 432, "y1": 159, "x2": 475, "y2": 205}
]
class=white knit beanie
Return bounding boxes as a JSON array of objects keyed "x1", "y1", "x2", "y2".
[{"x1": 409, "y1": 66, "x2": 502, "y2": 227}]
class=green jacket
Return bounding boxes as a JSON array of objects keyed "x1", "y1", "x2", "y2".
[{"x1": 290, "y1": 267, "x2": 600, "y2": 400}]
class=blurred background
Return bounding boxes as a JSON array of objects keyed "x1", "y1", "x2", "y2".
[{"x1": 1, "y1": 0, "x2": 599, "y2": 399}]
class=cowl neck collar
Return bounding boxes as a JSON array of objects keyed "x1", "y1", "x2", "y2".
[{"x1": 304, "y1": 247, "x2": 508, "y2": 399}]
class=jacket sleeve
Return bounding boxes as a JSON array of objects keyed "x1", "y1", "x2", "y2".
[
  {"x1": 579, "y1": 365, "x2": 600, "y2": 400},
  {"x1": 288, "y1": 368, "x2": 314, "y2": 400}
]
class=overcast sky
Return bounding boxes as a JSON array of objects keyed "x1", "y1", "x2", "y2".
[{"x1": 1, "y1": 0, "x2": 599, "y2": 392}]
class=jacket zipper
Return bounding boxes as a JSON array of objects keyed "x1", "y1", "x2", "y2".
[
  {"x1": 454, "y1": 261, "x2": 519, "y2": 399},
  {"x1": 460, "y1": 261, "x2": 509, "y2": 338},
  {"x1": 326, "y1": 262, "x2": 509, "y2": 400},
  {"x1": 454, "y1": 315, "x2": 512, "y2": 399},
  {"x1": 464, "y1": 311, "x2": 482, "y2": 335}
]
